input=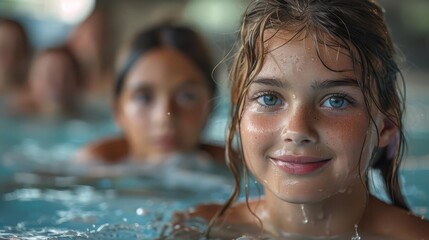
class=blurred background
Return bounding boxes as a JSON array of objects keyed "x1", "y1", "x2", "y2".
[
  {"x1": 0, "y1": 0, "x2": 428, "y2": 142},
  {"x1": 0, "y1": 0, "x2": 428, "y2": 238},
  {"x1": 0, "y1": 0, "x2": 250, "y2": 161}
]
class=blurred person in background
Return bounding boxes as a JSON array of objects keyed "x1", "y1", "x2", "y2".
[
  {"x1": 9, "y1": 46, "x2": 84, "y2": 118},
  {"x1": 75, "y1": 23, "x2": 224, "y2": 165},
  {"x1": 0, "y1": 17, "x2": 31, "y2": 96},
  {"x1": 67, "y1": 8, "x2": 114, "y2": 99}
]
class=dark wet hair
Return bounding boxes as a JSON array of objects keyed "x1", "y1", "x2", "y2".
[
  {"x1": 208, "y1": 0, "x2": 407, "y2": 235},
  {"x1": 114, "y1": 23, "x2": 216, "y2": 99}
]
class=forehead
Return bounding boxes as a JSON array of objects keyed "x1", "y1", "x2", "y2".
[
  {"x1": 36, "y1": 52, "x2": 71, "y2": 67},
  {"x1": 0, "y1": 25, "x2": 22, "y2": 40},
  {"x1": 261, "y1": 29, "x2": 356, "y2": 74},
  {"x1": 125, "y1": 47, "x2": 206, "y2": 87}
]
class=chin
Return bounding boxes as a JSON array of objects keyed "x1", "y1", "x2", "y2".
[{"x1": 265, "y1": 179, "x2": 341, "y2": 204}]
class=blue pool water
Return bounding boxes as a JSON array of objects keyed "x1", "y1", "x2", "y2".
[
  {"x1": 0, "y1": 94, "x2": 429, "y2": 239},
  {"x1": 0, "y1": 102, "x2": 236, "y2": 239}
]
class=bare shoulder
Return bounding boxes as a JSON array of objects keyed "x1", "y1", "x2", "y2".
[
  {"x1": 199, "y1": 143, "x2": 226, "y2": 164},
  {"x1": 364, "y1": 197, "x2": 429, "y2": 239},
  {"x1": 74, "y1": 136, "x2": 129, "y2": 164}
]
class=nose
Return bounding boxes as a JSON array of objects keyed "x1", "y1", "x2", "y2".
[
  {"x1": 281, "y1": 104, "x2": 317, "y2": 145},
  {"x1": 153, "y1": 97, "x2": 175, "y2": 127}
]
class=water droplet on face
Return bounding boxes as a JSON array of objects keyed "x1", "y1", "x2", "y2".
[
  {"x1": 338, "y1": 188, "x2": 346, "y2": 193},
  {"x1": 300, "y1": 205, "x2": 309, "y2": 224},
  {"x1": 282, "y1": 57, "x2": 288, "y2": 63},
  {"x1": 297, "y1": 67, "x2": 302, "y2": 72},
  {"x1": 311, "y1": 57, "x2": 315, "y2": 62},
  {"x1": 292, "y1": 94, "x2": 296, "y2": 99},
  {"x1": 351, "y1": 224, "x2": 361, "y2": 240},
  {"x1": 167, "y1": 112, "x2": 171, "y2": 116}
]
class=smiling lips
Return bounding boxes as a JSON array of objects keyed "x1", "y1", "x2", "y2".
[{"x1": 269, "y1": 155, "x2": 331, "y2": 175}]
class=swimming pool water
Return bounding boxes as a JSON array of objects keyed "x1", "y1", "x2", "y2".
[
  {"x1": 0, "y1": 154, "x2": 234, "y2": 239},
  {"x1": 1, "y1": 96, "x2": 429, "y2": 239}
]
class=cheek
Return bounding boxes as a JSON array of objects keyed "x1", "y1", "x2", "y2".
[
  {"x1": 240, "y1": 110, "x2": 282, "y2": 171},
  {"x1": 119, "y1": 100, "x2": 150, "y2": 131},
  {"x1": 323, "y1": 112, "x2": 371, "y2": 175}
]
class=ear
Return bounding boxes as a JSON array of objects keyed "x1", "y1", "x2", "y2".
[{"x1": 377, "y1": 116, "x2": 398, "y2": 148}]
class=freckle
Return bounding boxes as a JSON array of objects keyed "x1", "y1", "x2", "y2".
[{"x1": 295, "y1": 57, "x2": 299, "y2": 63}]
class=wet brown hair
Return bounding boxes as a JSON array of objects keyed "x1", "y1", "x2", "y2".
[{"x1": 208, "y1": 0, "x2": 407, "y2": 235}]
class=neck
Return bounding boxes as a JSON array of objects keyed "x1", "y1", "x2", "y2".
[{"x1": 260, "y1": 181, "x2": 368, "y2": 238}]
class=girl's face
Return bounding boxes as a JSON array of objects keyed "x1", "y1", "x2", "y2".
[
  {"x1": 240, "y1": 31, "x2": 394, "y2": 203},
  {"x1": 116, "y1": 47, "x2": 212, "y2": 158}
]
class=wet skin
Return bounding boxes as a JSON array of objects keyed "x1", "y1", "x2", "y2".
[
  {"x1": 237, "y1": 30, "x2": 396, "y2": 236},
  {"x1": 181, "y1": 29, "x2": 429, "y2": 239}
]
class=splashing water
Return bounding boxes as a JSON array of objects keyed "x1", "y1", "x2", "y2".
[{"x1": 351, "y1": 224, "x2": 361, "y2": 240}]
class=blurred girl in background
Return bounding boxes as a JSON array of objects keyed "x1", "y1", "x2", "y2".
[
  {"x1": 76, "y1": 23, "x2": 224, "y2": 165},
  {"x1": 10, "y1": 46, "x2": 83, "y2": 118}
]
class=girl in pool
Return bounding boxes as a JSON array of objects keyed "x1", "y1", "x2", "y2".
[
  {"x1": 186, "y1": 0, "x2": 429, "y2": 239},
  {"x1": 9, "y1": 46, "x2": 84, "y2": 118},
  {"x1": 76, "y1": 24, "x2": 224, "y2": 164}
]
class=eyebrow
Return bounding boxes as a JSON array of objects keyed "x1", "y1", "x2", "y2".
[
  {"x1": 127, "y1": 82, "x2": 152, "y2": 90},
  {"x1": 252, "y1": 78, "x2": 288, "y2": 88},
  {"x1": 127, "y1": 78, "x2": 205, "y2": 90},
  {"x1": 312, "y1": 78, "x2": 359, "y2": 90},
  {"x1": 252, "y1": 77, "x2": 359, "y2": 90}
]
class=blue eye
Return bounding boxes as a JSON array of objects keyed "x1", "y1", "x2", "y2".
[
  {"x1": 257, "y1": 94, "x2": 282, "y2": 106},
  {"x1": 322, "y1": 95, "x2": 349, "y2": 109}
]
